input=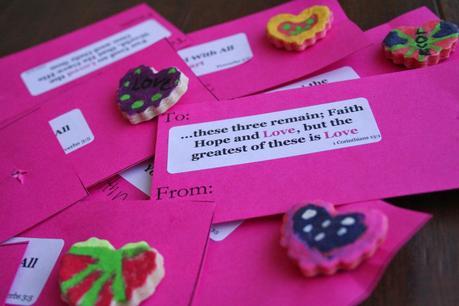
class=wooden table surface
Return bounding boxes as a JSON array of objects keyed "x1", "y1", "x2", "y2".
[{"x1": 1, "y1": 1, "x2": 458, "y2": 305}]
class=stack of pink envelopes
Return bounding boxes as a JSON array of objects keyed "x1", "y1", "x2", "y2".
[{"x1": 1, "y1": 1, "x2": 457, "y2": 305}]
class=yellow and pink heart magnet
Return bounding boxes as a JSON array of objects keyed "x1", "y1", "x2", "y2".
[{"x1": 266, "y1": 5, "x2": 333, "y2": 51}]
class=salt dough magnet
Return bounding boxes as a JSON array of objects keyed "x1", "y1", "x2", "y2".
[
  {"x1": 59, "y1": 238, "x2": 165, "y2": 306},
  {"x1": 383, "y1": 20, "x2": 459, "y2": 68},
  {"x1": 281, "y1": 202, "x2": 388, "y2": 277},
  {"x1": 266, "y1": 5, "x2": 333, "y2": 51},
  {"x1": 117, "y1": 65, "x2": 189, "y2": 124}
]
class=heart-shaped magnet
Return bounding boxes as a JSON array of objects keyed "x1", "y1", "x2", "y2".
[
  {"x1": 59, "y1": 238, "x2": 165, "y2": 306},
  {"x1": 281, "y1": 202, "x2": 388, "y2": 277},
  {"x1": 266, "y1": 5, "x2": 333, "y2": 51},
  {"x1": 117, "y1": 65, "x2": 189, "y2": 124}
]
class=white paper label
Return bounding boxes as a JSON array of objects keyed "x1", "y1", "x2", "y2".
[
  {"x1": 4, "y1": 238, "x2": 64, "y2": 305},
  {"x1": 120, "y1": 158, "x2": 154, "y2": 196},
  {"x1": 49, "y1": 109, "x2": 95, "y2": 154},
  {"x1": 21, "y1": 20, "x2": 171, "y2": 96},
  {"x1": 178, "y1": 33, "x2": 253, "y2": 76},
  {"x1": 210, "y1": 221, "x2": 243, "y2": 242},
  {"x1": 268, "y1": 66, "x2": 360, "y2": 93},
  {"x1": 168, "y1": 98, "x2": 382, "y2": 173}
]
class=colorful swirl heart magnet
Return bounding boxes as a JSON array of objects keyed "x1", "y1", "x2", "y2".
[
  {"x1": 383, "y1": 20, "x2": 459, "y2": 68},
  {"x1": 281, "y1": 202, "x2": 388, "y2": 277},
  {"x1": 266, "y1": 5, "x2": 333, "y2": 51},
  {"x1": 117, "y1": 65, "x2": 189, "y2": 124},
  {"x1": 59, "y1": 238, "x2": 165, "y2": 306}
]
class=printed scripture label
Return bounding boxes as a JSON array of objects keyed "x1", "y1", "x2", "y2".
[
  {"x1": 269, "y1": 66, "x2": 360, "y2": 93},
  {"x1": 4, "y1": 238, "x2": 64, "y2": 305},
  {"x1": 178, "y1": 33, "x2": 253, "y2": 76},
  {"x1": 120, "y1": 158, "x2": 154, "y2": 196},
  {"x1": 168, "y1": 98, "x2": 382, "y2": 173},
  {"x1": 21, "y1": 20, "x2": 171, "y2": 96},
  {"x1": 49, "y1": 109, "x2": 94, "y2": 154},
  {"x1": 210, "y1": 221, "x2": 243, "y2": 242}
]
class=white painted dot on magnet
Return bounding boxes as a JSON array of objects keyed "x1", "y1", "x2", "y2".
[
  {"x1": 337, "y1": 227, "x2": 347, "y2": 236},
  {"x1": 302, "y1": 209, "x2": 317, "y2": 220},
  {"x1": 341, "y1": 217, "x2": 355, "y2": 226},
  {"x1": 321, "y1": 220, "x2": 331, "y2": 228},
  {"x1": 314, "y1": 232, "x2": 325, "y2": 241},
  {"x1": 303, "y1": 224, "x2": 313, "y2": 233}
]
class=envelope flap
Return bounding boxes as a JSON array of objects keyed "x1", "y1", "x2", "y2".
[
  {"x1": 0, "y1": 110, "x2": 87, "y2": 242},
  {"x1": 192, "y1": 201, "x2": 430, "y2": 306},
  {"x1": 17, "y1": 200, "x2": 215, "y2": 306},
  {"x1": 36, "y1": 39, "x2": 215, "y2": 188},
  {"x1": 152, "y1": 63, "x2": 459, "y2": 222},
  {"x1": 0, "y1": 4, "x2": 188, "y2": 124},
  {"x1": 181, "y1": 0, "x2": 371, "y2": 99}
]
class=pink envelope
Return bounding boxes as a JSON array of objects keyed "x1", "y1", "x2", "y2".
[
  {"x1": 85, "y1": 159, "x2": 153, "y2": 201},
  {"x1": 0, "y1": 111, "x2": 87, "y2": 243},
  {"x1": 0, "y1": 3, "x2": 189, "y2": 126},
  {"x1": 33, "y1": 39, "x2": 214, "y2": 188},
  {"x1": 86, "y1": 175, "x2": 150, "y2": 202},
  {"x1": 323, "y1": 6, "x2": 459, "y2": 77},
  {"x1": 180, "y1": 0, "x2": 370, "y2": 100},
  {"x1": 2, "y1": 200, "x2": 215, "y2": 306},
  {"x1": 266, "y1": 7, "x2": 459, "y2": 93},
  {"x1": 0, "y1": 243, "x2": 28, "y2": 304},
  {"x1": 192, "y1": 200, "x2": 430, "y2": 306},
  {"x1": 152, "y1": 63, "x2": 459, "y2": 222}
]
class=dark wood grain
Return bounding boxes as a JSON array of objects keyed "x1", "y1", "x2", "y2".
[
  {"x1": 437, "y1": 0, "x2": 459, "y2": 23},
  {"x1": 339, "y1": 0, "x2": 439, "y2": 30},
  {"x1": 1, "y1": 1, "x2": 458, "y2": 305},
  {"x1": 364, "y1": 190, "x2": 459, "y2": 306}
]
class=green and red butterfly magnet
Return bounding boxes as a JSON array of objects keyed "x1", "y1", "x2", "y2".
[
  {"x1": 59, "y1": 238, "x2": 164, "y2": 306},
  {"x1": 383, "y1": 20, "x2": 459, "y2": 68}
]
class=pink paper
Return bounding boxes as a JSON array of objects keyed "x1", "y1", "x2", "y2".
[
  {"x1": 0, "y1": 4, "x2": 189, "y2": 126},
  {"x1": 86, "y1": 158, "x2": 153, "y2": 201},
  {"x1": 0, "y1": 243, "x2": 28, "y2": 304},
  {"x1": 152, "y1": 63, "x2": 459, "y2": 222},
  {"x1": 34, "y1": 39, "x2": 215, "y2": 188},
  {"x1": 192, "y1": 201, "x2": 430, "y2": 306},
  {"x1": 183, "y1": 0, "x2": 370, "y2": 99},
  {"x1": 322, "y1": 7, "x2": 459, "y2": 77},
  {"x1": 3, "y1": 200, "x2": 215, "y2": 306},
  {"x1": 0, "y1": 111, "x2": 87, "y2": 242},
  {"x1": 86, "y1": 175, "x2": 149, "y2": 201}
]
